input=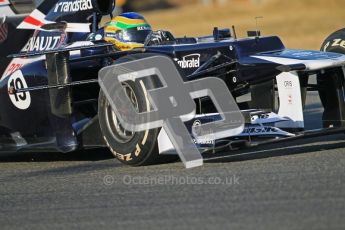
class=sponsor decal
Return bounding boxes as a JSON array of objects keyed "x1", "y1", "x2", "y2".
[
  {"x1": 1, "y1": 56, "x2": 44, "y2": 81},
  {"x1": 251, "y1": 113, "x2": 269, "y2": 122},
  {"x1": 242, "y1": 126, "x2": 278, "y2": 134},
  {"x1": 288, "y1": 94, "x2": 293, "y2": 104},
  {"x1": 21, "y1": 35, "x2": 63, "y2": 52},
  {"x1": 176, "y1": 54, "x2": 200, "y2": 69},
  {"x1": 7, "y1": 71, "x2": 31, "y2": 110},
  {"x1": 192, "y1": 119, "x2": 215, "y2": 145},
  {"x1": 105, "y1": 32, "x2": 116, "y2": 38},
  {"x1": 137, "y1": 26, "x2": 151, "y2": 31},
  {"x1": 249, "y1": 111, "x2": 289, "y2": 125},
  {"x1": 54, "y1": 0, "x2": 93, "y2": 13},
  {"x1": 0, "y1": 21, "x2": 8, "y2": 44},
  {"x1": 239, "y1": 125, "x2": 294, "y2": 137},
  {"x1": 192, "y1": 119, "x2": 202, "y2": 135},
  {"x1": 3, "y1": 63, "x2": 24, "y2": 78},
  {"x1": 331, "y1": 39, "x2": 345, "y2": 49},
  {"x1": 192, "y1": 138, "x2": 214, "y2": 145},
  {"x1": 284, "y1": 80, "x2": 293, "y2": 88},
  {"x1": 289, "y1": 51, "x2": 314, "y2": 58}
]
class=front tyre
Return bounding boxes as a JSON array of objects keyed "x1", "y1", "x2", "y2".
[{"x1": 98, "y1": 79, "x2": 161, "y2": 166}]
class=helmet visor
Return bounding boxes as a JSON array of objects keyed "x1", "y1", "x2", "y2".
[{"x1": 112, "y1": 27, "x2": 151, "y2": 44}]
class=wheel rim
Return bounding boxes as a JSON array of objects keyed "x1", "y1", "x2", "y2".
[{"x1": 105, "y1": 82, "x2": 139, "y2": 143}]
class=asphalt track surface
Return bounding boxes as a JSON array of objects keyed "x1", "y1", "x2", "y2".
[{"x1": 1, "y1": 91, "x2": 345, "y2": 230}]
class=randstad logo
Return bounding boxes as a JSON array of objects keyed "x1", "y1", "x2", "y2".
[
  {"x1": 177, "y1": 54, "x2": 200, "y2": 69},
  {"x1": 54, "y1": 0, "x2": 93, "y2": 13}
]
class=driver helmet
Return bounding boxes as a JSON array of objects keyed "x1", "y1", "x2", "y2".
[{"x1": 104, "y1": 12, "x2": 152, "y2": 51}]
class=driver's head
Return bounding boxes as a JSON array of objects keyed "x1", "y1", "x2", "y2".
[{"x1": 104, "y1": 12, "x2": 152, "y2": 51}]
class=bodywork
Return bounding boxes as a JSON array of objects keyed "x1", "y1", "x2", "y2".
[{"x1": 1, "y1": 0, "x2": 345, "y2": 155}]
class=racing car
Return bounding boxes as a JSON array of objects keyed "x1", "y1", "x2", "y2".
[{"x1": 1, "y1": 0, "x2": 345, "y2": 168}]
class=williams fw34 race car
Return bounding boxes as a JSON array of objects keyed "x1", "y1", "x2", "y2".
[{"x1": 1, "y1": 0, "x2": 345, "y2": 168}]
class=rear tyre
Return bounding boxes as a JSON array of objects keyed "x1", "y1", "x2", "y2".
[{"x1": 98, "y1": 54, "x2": 177, "y2": 166}]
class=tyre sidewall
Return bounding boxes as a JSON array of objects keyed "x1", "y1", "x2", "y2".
[
  {"x1": 98, "y1": 53, "x2": 170, "y2": 166},
  {"x1": 321, "y1": 28, "x2": 345, "y2": 54},
  {"x1": 99, "y1": 83, "x2": 159, "y2": 165}
]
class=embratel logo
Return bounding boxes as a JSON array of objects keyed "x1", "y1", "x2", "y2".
[
  {"x1": 54, "y1": 0, "x2": 93, "y2": 13},
  {"x1": 176, "y1": 54, "x2": 200, "y2": 69}
]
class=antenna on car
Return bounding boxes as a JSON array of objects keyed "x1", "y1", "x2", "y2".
[
  {"x1": 232, "y1": 25, "x2": 237, "y2": 39},
  {"x1": 92, "y1": 12, "x2": 98, "y2": 34},
  {"x1": 255, "y1": 16, "x2": 263, "y2": 37}
]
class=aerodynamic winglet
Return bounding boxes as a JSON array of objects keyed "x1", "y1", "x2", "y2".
[
  {"x1": 276, "y1": 64, "x2": 307, "y2": 72},
  {"x1": 7, "y1": 42, "x2": 113, "y2": 58}
]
